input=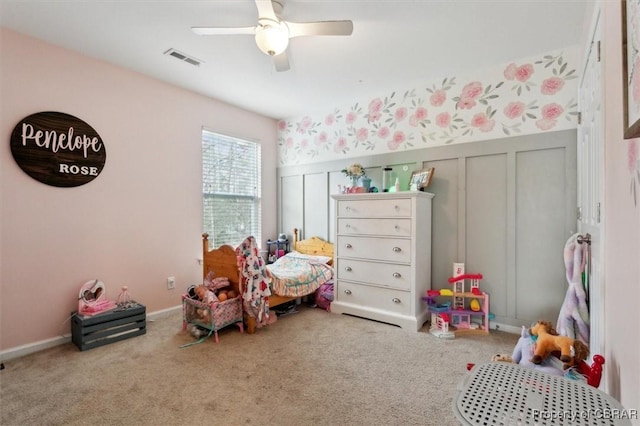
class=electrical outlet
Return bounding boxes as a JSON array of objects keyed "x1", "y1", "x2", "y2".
[{"x1": 167, "y1": 276, "x2": 176, "y2": 290}]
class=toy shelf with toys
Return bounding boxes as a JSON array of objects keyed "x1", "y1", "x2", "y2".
[{"x1": 423, "y1": 263, "x2": 490, "y2": 338}]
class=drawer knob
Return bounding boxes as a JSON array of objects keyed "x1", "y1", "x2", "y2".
[
  {"x1": 346, "y1": 206, "x2": 351, "y2": 211},
  {"x1": 344, "y1": 289, "x2": 352, "y2": 295},
  {"x1": 346, "y1": 224, "x2": 351, "y2": 229},
  {"x1": 392, "y1": 246, "x2": 401, "y2": 252},
  {"x1": 345, "y1": 266, "x2": 352, "y2": 272},
  {"x1": 394, "y1": 225, "x2": 400, "y2": 231},
  {"x1": 345, "y1": 243, "x2": 352, "y2": 249},
  {"x1": 394, "y1": 205, "x2": 399, "y2": 210},
  {"x1": 392, "y1": 297, "x2": 401, "y2": 304},
  {"x1": 393, "y1": 272, "x2": 402, "y2": 278}
]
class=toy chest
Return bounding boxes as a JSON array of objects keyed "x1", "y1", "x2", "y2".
[
  {"x1": 71, "y1": 303, "x2": 146, "y2": 351},
  {"x1": 182, "y1": 295, "x2": 243, "y2": 343}
]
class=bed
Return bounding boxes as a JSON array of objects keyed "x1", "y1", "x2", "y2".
[
  {"x1": 200, "y1": 229, "x2": 334, "y2": 334},
  {"x1": 265, "y1": 228, "x2": 334, "y2": 305}
]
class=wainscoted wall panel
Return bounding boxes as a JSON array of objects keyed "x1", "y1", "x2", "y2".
[
  {"x1": 422, "y1": 158, "x2": 459, "y2": 301},
  {"x1": 277, "y1": 130, "x2": 576, "y2": 329},
  {"x1": 281, "y1": 175, "x2": 303, "y2": 240},
  {"x1": 303, "y1": 172, "x2": 329, "y2": 242},
  {"x1": 515, "y1": 148, "x2": 571, "y2": 323},
  {"x1": 465, "y1": 154, "x2": 509, "y2": 321}
]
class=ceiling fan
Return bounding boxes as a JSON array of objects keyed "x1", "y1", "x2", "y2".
[{"x1": 192, "y1": 0, "x2": 353, "y2": 72}]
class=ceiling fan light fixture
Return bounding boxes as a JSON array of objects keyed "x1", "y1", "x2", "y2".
[{"x1": 255, "y1": 20, "x2": 289, "y2": 56}]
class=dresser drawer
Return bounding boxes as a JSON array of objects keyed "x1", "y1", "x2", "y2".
[
  {"x1": 337, "y1": 198, "x2": 412, "y2": 217},
  {"x1": 335, "y1": 281, "x2": 410, "y2": 316},
  {"x1": 338, "y1": 218, "x2": 411, "y2": 237},
  {"x1": 336, "y1": 259, "x2": 411, "y2": 290},
  {"x1": 337, "y1": 236, "x2": 411, "y2": 263}
]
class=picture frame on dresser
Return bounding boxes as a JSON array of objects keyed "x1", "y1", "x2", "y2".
[{"x1": 409, "y1": 167, "x2": 434, "y2": 191}]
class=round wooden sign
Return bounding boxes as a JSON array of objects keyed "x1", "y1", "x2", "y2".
[{"x1": 10, "y1": 111, "x2": 106, "y2": 187}]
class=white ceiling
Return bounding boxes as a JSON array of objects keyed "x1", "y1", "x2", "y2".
[{"x1": 0, "y1": 0, "x2": 588, "y2": 120}]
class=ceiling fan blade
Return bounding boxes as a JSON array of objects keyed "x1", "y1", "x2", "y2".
[
  {"x1": 255, "y1": 0, "x2": 279, "y2": 21},
  {"x1": 192, "y1": 26, "x2": 255, "y2": 36},
  {"x1": 273, "y1": 51, "x2": 290, "y2": 72},
  {"x1": 287, "y1": 20, "x2": 353, "y2": 38}
]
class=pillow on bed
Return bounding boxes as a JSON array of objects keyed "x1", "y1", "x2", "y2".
[{"x1": 283, "y1": 251, "x2": 332, "y2": 265}]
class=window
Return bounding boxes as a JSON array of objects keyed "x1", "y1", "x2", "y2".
[{"x1": 202, "y1": 130, "x2": 261, "y2": 248}]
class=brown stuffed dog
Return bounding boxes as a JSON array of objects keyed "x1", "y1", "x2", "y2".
[{"x1": 529, "y1": 320, "x2": 589, "y2": 370}]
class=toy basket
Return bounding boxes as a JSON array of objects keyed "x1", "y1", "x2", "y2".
[{"x1": 181, "y1": 294, "x2": 243, "y2": 343}]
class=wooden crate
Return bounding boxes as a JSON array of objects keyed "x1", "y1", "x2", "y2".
[{"x1": 71, "y1": 303, "x2": 146, "y2": 351}]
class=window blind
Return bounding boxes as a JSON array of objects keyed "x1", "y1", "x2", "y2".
[{"x1": 202, "y1": 130, "x2": 261, "y2": 248}]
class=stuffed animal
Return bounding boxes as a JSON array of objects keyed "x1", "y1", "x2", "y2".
[
  {"x1": 510, "y1": 326, "x2": 565, "y2": 376},
  {"x1": 529, "y1": 320, "x2": 589, "y2": 370},
  {"x1": 194, "y1": 285, "x2": 218, "y2": 305}
]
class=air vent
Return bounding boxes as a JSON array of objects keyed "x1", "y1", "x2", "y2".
[{"x1": 163, "y1": 48, "x2": 203, "y2": 67}]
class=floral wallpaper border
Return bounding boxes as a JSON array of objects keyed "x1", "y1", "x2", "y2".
[{"x1": 277, "y1": 46, "x2": 580, "y2": 166}]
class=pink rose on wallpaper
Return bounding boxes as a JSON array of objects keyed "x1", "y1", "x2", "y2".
[
  {"x1": 541, "y1": 77, "x2": 565, "y2": 95},
  {"x1": 345, "y1": 111, "x2": 358, "y2": 125},
  {"x1": 414, "y1": 107, "x2": 428, "y2": 120},
  {"x1": 504, "y1": 63, "x2": 517, "y2": 80},
  {"x1": 278, "y1": 120, "x2": 288, "y2": 131},
  {"x1": 378, "y1": 127, "x2": 390, "y2": 139},
  {"x1": 504, "y1": 102, "x2": 526, "y2": 119},
  {"x1": 395, "y1": 107, "x2": 408, "y2": 122},
  {"x1": 325, "y1": 114, "x2": 335, "y2": 126},
  {"x1": 356, "y1": 127, "x2": 369, "y2": 141},
  {"x1": 436, "y1": 112, "x2": 451, "y2": 128},
  {"x1": 333, "y1": 136, "x2": 347, "y2": 153},
  {"x1": 300, "y1": 139, "x2": 309, "y2": 149},
  {"x1": 315, "y1": 131, "x2": 328, "y2": 145},
  {"x1": 285, "y1": 137, "x2": 294, "y2": 149},
  {"x1": 409, "y1": 107, "x2": 428, "y2": 126},
  {"x1": 392, "y1": 131, "x2": 406, "y2": 145},
  {"x1": 368, "y1": 110, "x2": 382, "y2": 122},
  {"x1": 387, "y1": 139, "x2": 401, "y2": 150},
  {"x1": 430, "y1": 90, "x2": 446, "y2": 107},
  {"x1": 629, "y1": 139, "x2": 638, "y2": 173},
  {"x1": 368, "y1": 98, "x2": 383, "y2": 122},
  {"x1": 515, "y1": 64, "x2": 534, "y2": 82},
  {"x1": 535, "y1": 118, "x2": 557, "y2": 130},
  {"x1": 470, "y1": 113, "x2": 495, "y2": 132},
  {"x1": 541, "y1": 103, "x2": 564, "y2": 120},
  {"x1": 457, "y1": 99, "x2": 477, "y2": 110},
  {"x1": 456, "y1": 82, "x2": 483, "y2": 110},
  {"x1": 633, "y1": 56, "x2": 640, "y2": 106},
  {"x1": 298, "y1": 116, "x2": 312, "y2": 134},
  {"x1": 461, "y1": 82, "x2": 483, "y2": 100}
]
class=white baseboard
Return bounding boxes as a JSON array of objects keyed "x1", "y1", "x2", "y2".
[{"x1": 0, "y1": 305, "x2": 182, "y2": 362}]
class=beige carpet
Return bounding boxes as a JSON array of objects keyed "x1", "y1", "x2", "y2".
[{"x1": 1, "y1": 305, "x2": 518, "y2": 426}]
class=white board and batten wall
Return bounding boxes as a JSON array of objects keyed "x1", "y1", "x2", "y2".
[{"x1": 277, "y1": 130, "x2": 577, "y2": 331}]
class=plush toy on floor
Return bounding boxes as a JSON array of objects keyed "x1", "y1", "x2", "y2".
[
  {"x1": 491, "y1": 326, "x2": 565, "y2": 376},
  {"x1": 529, "y1": 320, "x2": 589, "y2": 370}
]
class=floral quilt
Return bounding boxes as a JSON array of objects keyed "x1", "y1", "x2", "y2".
[{"x1": 266, "y1": 254, "x2": 333, "y2": 298}]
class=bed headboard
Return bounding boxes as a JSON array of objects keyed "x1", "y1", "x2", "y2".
[
  {"x1": 202, "y1": 233, "x2": 240, "y2": 294},
  {"x1": 292, "y1": 228, "x2": 334, "y2": 264}
]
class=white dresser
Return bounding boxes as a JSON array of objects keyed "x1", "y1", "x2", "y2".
[{"x1": 331, "y1": 191, "x2": 433, "y2": 331}]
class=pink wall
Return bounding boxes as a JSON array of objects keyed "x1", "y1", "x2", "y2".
[
  {"x1": 0, "y1": 29, "x2": 278, "y2": 351},
  {"x1": 601, "y1": 1, "x2": 640, "y2": 418}
]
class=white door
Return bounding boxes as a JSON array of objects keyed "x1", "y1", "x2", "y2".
[{"x1": 577, "y1": 8, "x2": 604, "y2": 362}]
